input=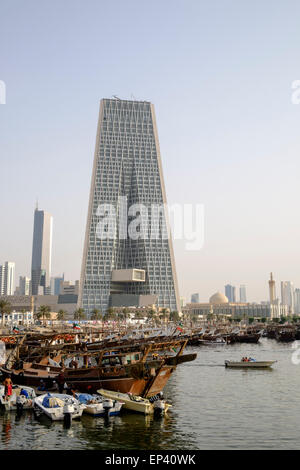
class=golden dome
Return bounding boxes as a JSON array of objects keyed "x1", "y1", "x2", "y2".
[{"x1": 209, "y1": 292, "x2": 229, "y2": 304}]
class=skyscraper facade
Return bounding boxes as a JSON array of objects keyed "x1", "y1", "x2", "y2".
[
  {"x1": 191, "y1": 293, "x2": 200, "y2": 303},
  {"x1": 294, "y1": 288, "x2": 300, "y2": 314},
  {"x1": 0, "y1": 265, "x2": 5, "y2": 296},
  {"x1": 31, "y1": 207, "x2": 53, "y2": 295},
  {"x1": 281, "y1": 281, "x2": 294, "y2": 314},
  {"x1": 239, "y1": 284, "x2": 247, "y2": 303},
  {"x1": 0, "y1": 262, "x2": 15, "y2": 295},
  {"x1": 225, "y1": 284, "x2": 236, "y2": 303},
  {"x1": 18, "y1": 276, "x2": 31, "y2": 296},
  {"x1": 79, "y1": 99, "x2": 180, "y2": 314},
  {"x1": 50, "y1": 275, "x2": 65, "y2": 295}
]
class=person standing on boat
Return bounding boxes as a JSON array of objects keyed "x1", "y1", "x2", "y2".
[
  {"x1": 57, "y1": 370, "x2": 65, "y2": 394},
  {"x1": 3, "y1": 377, "x2": 13, "y2": 401}
]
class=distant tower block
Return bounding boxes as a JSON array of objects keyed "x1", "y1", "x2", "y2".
[
  {"x1": 31, "y1": 207, "x2": 53, "y2": 295},
  {"x1": 269, "y1": 272, "x2": 276, "y2": 304}
]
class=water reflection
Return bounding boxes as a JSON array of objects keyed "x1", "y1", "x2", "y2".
[{"x1": 1, "y1": 339, "x2": 300, "y2": 449}]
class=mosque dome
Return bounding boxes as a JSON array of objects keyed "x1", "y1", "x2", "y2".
[{"x1": 209, "y1": 292, "x2": 229, "y2": 305}]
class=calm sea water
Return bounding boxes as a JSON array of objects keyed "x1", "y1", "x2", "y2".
[{"x1": 1, "y1": 338, "x2": 300, "y2": 450}]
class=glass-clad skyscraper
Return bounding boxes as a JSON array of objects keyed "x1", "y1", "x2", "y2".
[
  {"x1": 31, "y1": 207, "x2": 53, "y2": 295},
  {"x1": 79, "y1": 98, "x2": 180, "y2": 314},
  {"x1": 239, "y1": 285, "x2": 247, "y2": 303},
  {"x1": 225, "y1": 284, "x2": 236, "y2": 303}
]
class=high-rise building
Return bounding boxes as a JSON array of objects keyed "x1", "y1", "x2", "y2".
[
  {"x1": 79, "y1": 98, "x2": 180, "y2": 314},
  {"x1": 0, "y1": 262, "x2": 15, "y2": 295},
  {"x1": 239, "y1": 285, "x2": 247, "y2": 303},
  {"x1": 268, "y1": 272, "x2": 276, "y2": 304},
  {"x1": 59, "y1": 280, "x2": 79, "y2": 295},
  {"x1": 191, "y1": 293, "x2": 200, "y2": 303},
  {"x1": 0, "y1": 265, "x2": 5, "y2": 295},
  {"x1": 225, "y1": 284, "x2": 236, "y2": 303},
  {"x1": 50, "y1": 275, "x2": 65, "y2": 295},
  {"x1": 294, "y1": 288, "x2": 300, "y2": 314},
  {"x1": 18, "y1": 276, "x2": 31, "y2": 296},
  {"x1": 281, "y1": 281, "x2": 294, "y2": 314},
  {"x1": 31, "y1": 206, "x2": 53, "y2": 295}
]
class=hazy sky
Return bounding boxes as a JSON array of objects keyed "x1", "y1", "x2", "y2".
[{"x1": 1, "y1": 0, "x2": 300, "y2": 302}]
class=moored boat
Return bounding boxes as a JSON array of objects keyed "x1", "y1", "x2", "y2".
[
  {"x1": 198, "y1": 337, "x2": 226, "y2": 346},
  {"x1": 97, "y1": 388, "x2": 171, "y2": 415},
  {"x1": 1, "y1": 338, "x2": 194, "y2": 398},
  {"x1": 75, "y1": 393, "x2": 123, "y2": 417},
  {"x1": 0, "y1": 385, "x2": 36, "y2": 411},
  {"x1": 34, "y1": 393, "x2": 85, "y2": 422}
]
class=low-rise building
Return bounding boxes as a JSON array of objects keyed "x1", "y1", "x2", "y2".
[
  {"x1": 182, "y1": 291, "x2": 288, "y2": 319},
  {"x1": 0, "y1": 294, "x2": 78, "y2": 321}
]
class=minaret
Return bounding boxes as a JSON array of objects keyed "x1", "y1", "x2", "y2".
[{"x1": 269, "y1": 272, "x2": 276, "y2": 304}]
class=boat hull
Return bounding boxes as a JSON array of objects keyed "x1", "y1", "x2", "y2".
[
  {"x1": 0, "y1": 385, "x2": 36, "y2": 411},
  {"x1": 98, "y1": 389, "x2": 171, "y2": 415},
  {"x1": 34, "y1": 393, "x2": 85, "y2": 421},
  {"x1": 0, "y1": 363, "x2": 175, "y2": 397},
  {"x1": 225, "y1": 360, "x2": 276, "y2": 368}
]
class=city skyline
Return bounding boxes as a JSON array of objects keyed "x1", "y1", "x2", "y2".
[
  {"x1": 4, "y1": 202, "x2": 300, "y2": 305},
  {"x1": 2, "y1": 1, "x2": 300, "y2": 303}
]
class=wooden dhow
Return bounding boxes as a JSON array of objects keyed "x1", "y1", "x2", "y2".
[{"x1": 0, "y1": 336, "x2": 196, "y2": 397}]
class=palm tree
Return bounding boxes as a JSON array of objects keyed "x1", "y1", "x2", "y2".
[
  {"x1": 57, "y1": 309, "x2": 66, "y2": 323},
  {"x1": 0, "y1": 300, "x2": 11, "y2": 328},
  {"x1": 122, "y1": 308, "x2": 129, "y2": 323},
  {"x1": 103, "y1": 312, "x2": 110, "y2": 322},
  {"x1": 108, "y1": 307, "x2": 114, "y2": 317},
  {"x1": 170, "y1": 311, "x2": 179, "y2": 322},
  {"x1": 74, "y1": 308, "x2": 86, "y2": 321},
  {"x1": 147, "y1": 309, "x2": 155, "y2": 324},
  {"x1": 34, "y1": 311, "x2": 43, "y2": 322},
  {"x1": 159, "y1": 308, "x2": 168, "y2": 323},
  {"x1": 91, "y1": 309, "x2": 101, "y2": 322},
  {"x1": 104, "y1": 307, "x2": 116, "y2": 322},
  {"x1": 37, "y1": 305, "x2": 51, "y2": 325}
]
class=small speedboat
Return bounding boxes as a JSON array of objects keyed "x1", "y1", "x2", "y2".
[
  {"x1": 0, "y1": 385, "x2": 36, "y2": 411},
  {"x1": 97, "y1": 389, "x2": 171, "y2": 415},
  {"x1": 75, "y1": 393, "x2": 123, "y2": 417},
  {"x1": 225, "y1": 360, "x2": 277, "y2": 368},
  {"x1": 34, "y1": 393, "x2": 85, "y2": 423}
]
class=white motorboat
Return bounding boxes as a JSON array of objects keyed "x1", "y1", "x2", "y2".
[
  {"x1": 97, "y1": 389, "x2": 171, "y2": 415},
  {"x1": 34, "y1": 393, "x2": 85, "y2": 422},
  {"x1": 225, "y1": 360, "x2": 277, "y2": 368},
  {"x1": 0, "y1": 385, "x2": 36, "y2": 411},
  {"x1": 75, "y1": 393, "x2": 123, "y2": 417}
]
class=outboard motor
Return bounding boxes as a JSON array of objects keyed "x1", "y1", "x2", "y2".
[
  {"x1": 63, "y1": 402, "x2": 74, "y2": 428},
  {"x1": 16, "y1": 394, "x2": 25, "y2": 416},
  {"x1": 103, "y1": 399, "x2": 113, "y2": 417},
  {"x1": 153, "y1": 399, "x2": 165, "y2": 416}
]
